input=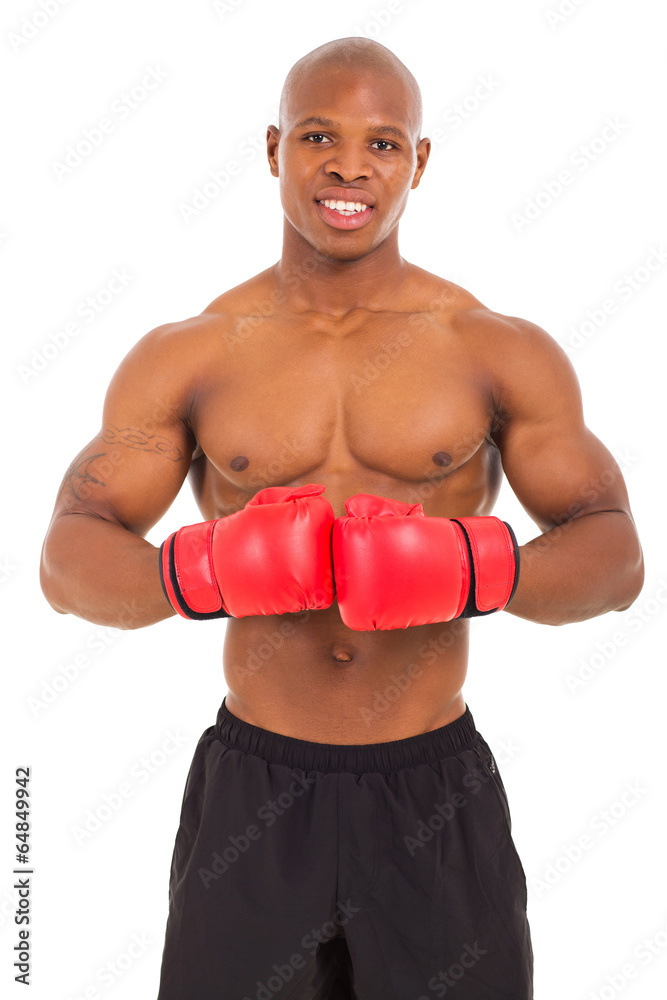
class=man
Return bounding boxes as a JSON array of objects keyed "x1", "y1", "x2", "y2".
[{"x1": 40, "y1": 36, "x2": 643, "y2": 1000}]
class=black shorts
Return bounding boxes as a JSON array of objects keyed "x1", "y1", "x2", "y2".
[{"x1": 156, "y1": 699, "x2": 533, "y2": 999}]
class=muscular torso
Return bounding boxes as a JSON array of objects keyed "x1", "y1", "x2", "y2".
[{"x1": 178, "y1": 265, "x2": 505, "y2": 743}]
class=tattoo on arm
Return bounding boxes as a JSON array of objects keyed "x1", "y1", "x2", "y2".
[
  {"x1": 101, "y1": 425, "x2": 184, "y2": 461},
  {"x1": 57, "y1": 453, "x2": 108, "y2": 503},
  {"x1": 56, "y1": 426, "x2": 184, "y2": 506}
]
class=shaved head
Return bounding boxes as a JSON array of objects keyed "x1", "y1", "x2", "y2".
[
  {"x1": 267, "y1": 36, "x2": 431, "y2": 266},
  {"x1": 279, "y1": 37, "x2": 423, "y2": 141}
]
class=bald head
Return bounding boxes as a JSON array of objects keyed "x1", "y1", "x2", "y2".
[{"x1": 279, "y1": 37, "x2": 423, "y2": 141}]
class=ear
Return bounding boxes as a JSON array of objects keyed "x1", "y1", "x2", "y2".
[
  {"x1": 411, "y1": 136, "x2": 431, "y2": 190},
  {"x1": 266, "y1": 125, "x2": 280, "y2": 177}
]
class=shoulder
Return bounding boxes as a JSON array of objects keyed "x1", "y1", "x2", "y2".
[
  {"x1": 201, "y1": 266, "x2": 277, "y2": 317},
  {"x1": 403, "y1": 263, "x2": 482, "y2": 317},
  {"x1": 459, "y1": 309, "x2": 579, "y2": 399},
  {"x1": 458, "y1": 308, "x2": 584, "y2": 430},
  {"x1": 415, "y1": 267, "x2": 559, "y2": 355},
  {"x1": 103, "y1": 304, "x2": 241, "y2": 427},
  {"x1": 116, "y1": 268, "x2": 276, "y2": 372},
  {"x1": 413, "y1": 266, "x2": 578, "y2": 383},
  {"x1": 409, "y1": 265, "x2": 583, "y2": 421},
  {"x1": 454, "y1": 305, "x2": 567, "y2": 361},
  {"x1": 409, "y1": 264, "x2": 557, "y2": 341},
  {"x1": 109, "y1": 314, "x2": 223, "y2": 404}
]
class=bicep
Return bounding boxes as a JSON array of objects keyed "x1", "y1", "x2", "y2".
[
  {"x1": 51, "y1": 328, "x2": 195, "y2": 536},
  {"x1": 492, "y1": 319, "x2": 632, "y2": 531}
]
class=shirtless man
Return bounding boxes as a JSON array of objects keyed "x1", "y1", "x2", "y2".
[{"x1": 40, "y1": 37, "x2": 643, "y2": 1000}]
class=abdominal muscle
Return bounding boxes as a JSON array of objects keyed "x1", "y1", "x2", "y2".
[{"x1": 222, "y1": 603, "x2": 469, "y2": 744}]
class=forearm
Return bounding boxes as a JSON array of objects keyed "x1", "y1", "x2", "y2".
[
  {"x1": 506, "y1": 510, "x2": 644, "y2": 626},
  {"x1": 40, "y1": 513, "x2": 173, "y2": 629}
]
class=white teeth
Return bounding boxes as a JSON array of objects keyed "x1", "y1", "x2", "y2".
[{"x1": 321, "y1": 199, "x2": 369, "y2": 214}]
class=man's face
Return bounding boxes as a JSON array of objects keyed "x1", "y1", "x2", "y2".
[{"x1": 267, "y1": 67, "x2": 430, "y2": 262}]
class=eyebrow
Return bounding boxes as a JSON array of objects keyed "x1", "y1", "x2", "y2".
[{"x1": 293, "y1": 115, "x2": 409, "y2": 142}]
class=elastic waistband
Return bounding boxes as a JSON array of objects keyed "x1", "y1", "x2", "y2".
[{"x1": 214, "y1": 698, "x2": 478, "y2": 774}]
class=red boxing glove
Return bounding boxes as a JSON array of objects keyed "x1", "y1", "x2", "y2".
[
  {"x1": 160, "y1": 484, "x2": 335, "y2": 620},
  {"x1": 332, "y1": 494, "x2": 519, "y2": 631}
]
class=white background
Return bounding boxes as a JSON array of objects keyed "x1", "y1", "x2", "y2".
[{"x1": 2, "y1": 0, "x2": 666, "y2": 998}]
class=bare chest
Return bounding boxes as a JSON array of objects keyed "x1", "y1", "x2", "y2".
[{"x1": 189, "y1": 312, "x2": 500, "y2": 518}]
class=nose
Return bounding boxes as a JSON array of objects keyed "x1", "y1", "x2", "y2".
[{"x1": 324, "y1": 141, "x2": 372, "y2": 182}]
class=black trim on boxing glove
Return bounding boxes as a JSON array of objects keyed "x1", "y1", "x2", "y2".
[
  {"x1": 455, "y1": 520, "x2": 520, "y2": 618},
  {"x1": 503, "y1": 521, "x2": 521, "y2": 607},
  {"x1": 159, "y1": 534, "x2": 231, "y2": 622}
]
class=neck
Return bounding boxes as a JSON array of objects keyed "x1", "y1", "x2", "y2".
[{"x1": 272, "y1": 217, "x2": 408, "y2": 316}]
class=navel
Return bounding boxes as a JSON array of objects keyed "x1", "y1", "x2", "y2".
[
  {"x1": 432, "y1": 451, "x2": 453, "y2": 468},
  {"x1": 331, "y1": 644, "x2": 356, "y2": 663},
  {"x1": 230, "y1": 455, "x2": 249, "y2": 471}
]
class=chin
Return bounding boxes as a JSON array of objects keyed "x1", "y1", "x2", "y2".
[
  {"x1": 315, "y1": 232, "x2": 380, "y2": 262},
  {"x1": 324, "y1": 245, "x2": 374, "y2": 262},
  {"x1": 286, "y1": 213, "x2": 377, "y2": 261}
]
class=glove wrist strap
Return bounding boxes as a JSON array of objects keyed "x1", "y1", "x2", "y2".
[
  {"x1": 159, "y1": 523, "x2": 231, "y2": 621},
  {"x1": 452, "y1": 516, "x2": 520, "y2": 617}
]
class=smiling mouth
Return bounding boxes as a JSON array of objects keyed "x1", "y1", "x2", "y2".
[
  {"x1": 318, "y1": 198, "x2": 371, "y2": 216},
  {"x1": 315, "y1": 198, "x2": 374, "y2": 230}
]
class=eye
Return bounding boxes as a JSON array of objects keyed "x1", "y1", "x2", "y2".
[
  {"x1": 371, "y1": 140, "x2": 397, "y2": 151},
  {"x1": 304, "y1": 133, "x2": 331, "y2": 144}
]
